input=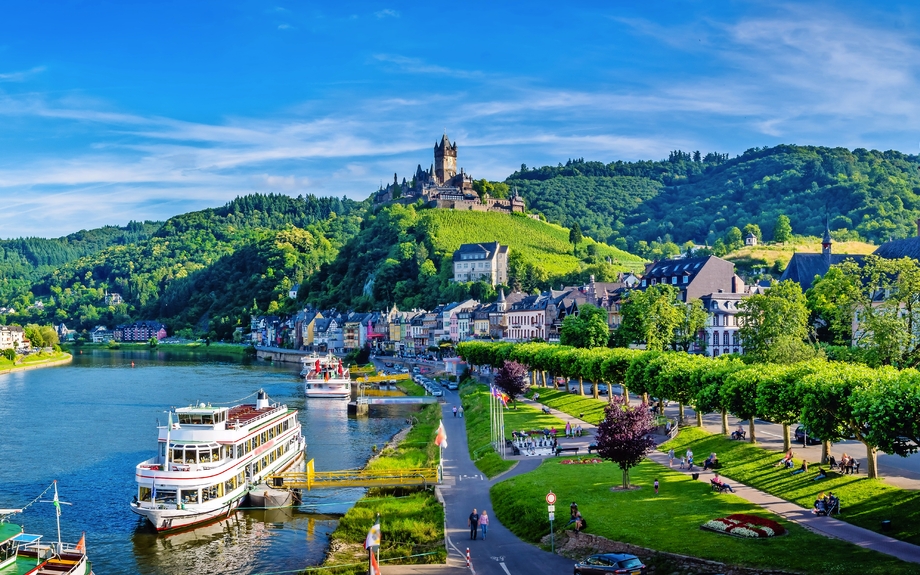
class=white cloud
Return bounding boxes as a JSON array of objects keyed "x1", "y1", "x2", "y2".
[
  {"x1": 0, "y1": 66, "x2": 46, "y2": 82},
  {"x1": 374, "y1": 9, "x2": 399, "y2": 18}
]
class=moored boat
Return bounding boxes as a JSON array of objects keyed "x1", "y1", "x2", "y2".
[
  {"x1": 0, "y1": 483, "x2": 93, "y2": 575},
  {"x1": 131, "y1": 389, "x2": 306, "y2": 532},
  {"x1": 303, "y1": 354, "x2": 351, "y2": 398}
]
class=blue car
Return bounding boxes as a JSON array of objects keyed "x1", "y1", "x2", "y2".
[{"x1": 574, "y1": 553, "x2": 646, "y2": 575}]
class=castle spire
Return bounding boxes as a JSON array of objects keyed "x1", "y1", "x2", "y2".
[{"x1": 822, "y1": 215, "x2": 832, "y2": 257}]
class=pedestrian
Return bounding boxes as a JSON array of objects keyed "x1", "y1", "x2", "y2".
[
  {"x1": 565, "y1": 421, "x2": 572, "y2": 438},
  {"x1": 654, "y1": 479, "x2": 659, "y2": 495},
  {"x1": 679, "y1": 456, "x2": 686, "y2": 469},
  {"x1": 569, "y1": 501, "x2": 578, "y2": 522},
  {"x1": 453, "y1": 406, "x2": 458, "y2": 418},
  {"x1": 459, "y1": 406, "x2": 464, "y2": 418},
  {"x1": 686, "y1": 448, "x2": 693, "y2": 462},
  {"x1": 468, "y1": 508, "x2": 479, "y2": 540},
  {"x1": 479, "y1": 510, "x2": 489, "y2": 540},
  {"x1": 668, "y1": 448, "x2": 675, "y2": 467}
]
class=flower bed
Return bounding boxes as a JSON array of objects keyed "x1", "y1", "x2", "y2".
[
  {"x1": 701, "y1": 514, "x2": 786, "y2": 538},
  {"x1": 561, "y1": 458, "x2": 603, "y2": 464}
]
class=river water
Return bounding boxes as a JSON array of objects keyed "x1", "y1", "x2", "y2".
[{"x1": 0, "y1": 349, "x2": 409, "y2": 575}]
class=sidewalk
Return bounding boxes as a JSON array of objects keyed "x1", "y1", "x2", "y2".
[{"x1": 532, "y1": 397, "x2": 920, "y2": 565}]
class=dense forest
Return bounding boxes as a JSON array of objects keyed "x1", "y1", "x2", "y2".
[
  {"x1": 302, "y1": 205, "x2": 644, "y2": 312},
  {"x1": 509, "y1": 146, "x2": 920, "y2": 250},
  {"x1": 8, "y1": 193, "x2": 365, "y2": 339}
]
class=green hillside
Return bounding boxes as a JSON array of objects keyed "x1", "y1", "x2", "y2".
[
  {"x1": 509, "y1": 145, "x2": 920, "y2": 250},
  {"x1": 303, "y1": 205, "x2": 644, "y2": 312},
  {"x1": 14, "y1": 193, "x2": 365, "y2": 338}
]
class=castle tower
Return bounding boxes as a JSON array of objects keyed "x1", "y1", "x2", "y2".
[{"x1": 434, "y1": 133, "x2": 457, "y2": 185}]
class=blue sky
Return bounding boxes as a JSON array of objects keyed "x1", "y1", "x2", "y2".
[{"x1": 1, "y1": 1, "x2": 919, "y2": 238}]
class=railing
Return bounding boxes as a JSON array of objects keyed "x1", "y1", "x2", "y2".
[
  {"x1": 227, "y1": 404, "x2": 287, "y2": 430},
  {"x1": 267, "y1": 458, "x2": 439, "y2": 490}
]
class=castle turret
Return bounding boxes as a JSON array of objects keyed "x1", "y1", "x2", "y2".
[{"x1": 434, "y1": 133, "x2": 457, "y2": 185}]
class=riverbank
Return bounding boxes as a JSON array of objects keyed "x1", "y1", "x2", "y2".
[
  {"x1": 64, "y1": 342, "x2": 252, "y2": 355},
  {"x1": 0, "y1": 351, "x2": 71, "y2": 375},
  {"x1": 318, "y1": 402, "x2": 446, "y2": 575}
]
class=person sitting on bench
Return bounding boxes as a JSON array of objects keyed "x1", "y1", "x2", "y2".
[
  {"x1": 702, "y1": 453, "x2": 718, "y2": 470},
  {"x1": 710, "y1": 473, "x2": 735, "y2": 493}
]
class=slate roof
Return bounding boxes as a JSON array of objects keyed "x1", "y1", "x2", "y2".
[
  {"x1": 874, "y1": 237, "x2": 920, "y2": 261},
  {"x1": 452, "y1": 242, "x2": 507, "y2": 261},
  {"x1": 779, "y1": 253, "x2": 866, "y2": 290}
]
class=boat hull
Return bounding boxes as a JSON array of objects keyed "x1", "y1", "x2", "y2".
[
  {"x1": 248, "y1": 484, "x2": 294, "y2": 508},
  {"x1": 131, "y1": 497, "x2": 243, "y2": 532},
  {"x1": 304, "y1": 379, "x2": 351, "y2": 398}
]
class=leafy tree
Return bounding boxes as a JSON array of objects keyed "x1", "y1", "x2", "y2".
[
  {"x1": 853, "y1": 370, "x2": 920, "y2": 457},
  {"x1": 806, "y1": 265, "x2": 863, "y2": 346},
  {"x1": 738, "y1": 280, "x2": 814, "y2": 364},
  {"x1": 568, "y1": 222, "x2": 583, "y2": 251},
  {"x1": 724, "y1": 226, "x2": 744, "y2": 251},
  {"x1": 559, "y1": 304, "x2": 609, "y2": 348},
  {"x1": 615, "y1": 285, "x2": 705, "y2": 352},
  {"x1": 773, "y1": 214, "x2": 792, "y2": 243},
  {"x1": 743, "y1": 223, "x2": 762, "y2": 243},
  {"x1": 2, "y1": 348, "x2": 16, "y2": 361},
  {"x1": 594, "y1": 394, "x2": 657, "y2": 489},
  {"x1": 494, "y1": 360, "x2": 529, "y2": 408}
]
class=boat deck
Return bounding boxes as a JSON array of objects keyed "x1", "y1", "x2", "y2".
[{"x1": 226, "y1": 404, "x2": 278, "y2": 426}]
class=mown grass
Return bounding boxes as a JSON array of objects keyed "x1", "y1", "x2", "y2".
[
  {"x1": 321, "y1": 403, "x2": 446, "y2": 574},
  {"x1": 491, "y1": 457, "x2": 918, "y2": 575},
  {"x1": 67, "y1": 341, "x2": 253, "y2": 355},
  {"x1": 0, "y1": 350, "x2": 71, "y2": 370},
  {"x1": 461, "y1": 381, "x2": 566, "y2": 478},
  {"x1": 662, "y1": 427, "x2": 920, "y2": 545},
  {"x1": 395, "y1": 379, "x2": 427, "y2": 397},
  {"x1": 526, "y1": 387, "x2": 609, "y2": 424}
]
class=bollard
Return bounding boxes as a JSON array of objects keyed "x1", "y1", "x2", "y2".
[{"x1": 466, "y1": 547, "x2": 471, "y2": 568}]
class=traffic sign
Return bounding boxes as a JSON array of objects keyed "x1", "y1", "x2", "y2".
[
  {"x1": 545, "y1": 491, "x2": 556, "y2": 505},
  {"x1": 548, "y1": 512, "x2": 555, "y2": 521},
  {"x1": 547, "y1": 504, "x2": 555, "y2": 512}
]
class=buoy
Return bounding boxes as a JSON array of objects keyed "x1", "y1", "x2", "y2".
[{"x1": 131, "y1": 362, "x2": 135, "y2": 367}]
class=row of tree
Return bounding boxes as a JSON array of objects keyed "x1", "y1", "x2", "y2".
[{"x1": 458, "y1": 341, "x2": 920, "y2": 480}]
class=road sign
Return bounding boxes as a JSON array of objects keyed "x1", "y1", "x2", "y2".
[
  {"x1": 548, "y1": 512, "x2": 555, "y2": 521},
  {"x1": 547, "y1": 504, "x2": 555, "y2": 512},
  {"x1": 546, "y1": 491, "x2": 556, "y2": 505}
]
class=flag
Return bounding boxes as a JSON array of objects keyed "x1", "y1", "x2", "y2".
[
  {"x1": 52, "y1": 486, "x2": 61, "y2": 517},
  {"x1": 364, "y1": 520, "x2": 381, "y2": 549},
  {"x1": 315, "y1": 359, "x2": 321, "y2": 373},
  {"x1": 75, "y1": 533, "x2": 86, "y2": 554},
  {"x1": 369, "y1": 549, "x2": 380, "y2": 575},
  {"x1": 500, "y1": 393, "x2": 509, "y2": 407},
  {"x1": 337, "y1": 360, "x2": 344, "y2": 375},
  {"x1": 435, "y1": 420, "x2": 448, "y2": 449}
]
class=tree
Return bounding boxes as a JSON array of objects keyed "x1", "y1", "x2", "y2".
[
  {"x1": 615, "y1": 285, "x2": 704, "y2": 352},
  {"x1": 743, "y1": 223, "x2": 762, "y2": 243},
  {"x1": 494, "y1": 360, "x2": 529, "y2": 408},
  {"x1": 853, "y1": 369, "x2": 920, "y2": 457},
  {"x1": 806, "y1": 265, "x2": 863, "y2": 345},
  {"x1": 724, "y1": 227, "x2": 744, "y2": 252},
  {"x1": 738, "y1": 280, "x2": 814, "y2": 364},
  {"x1": 568, "y1": 222, "x2": 583, "y2": 251},
  {"x1": 594, "y1": 394, "x2": 657, "y2": 489},
  {"x1": 773, "y1": 214, "x2": 792, "y2": 243},
  {"x1": 559, "y1": 304, "x2": 609, "y2": 348}
]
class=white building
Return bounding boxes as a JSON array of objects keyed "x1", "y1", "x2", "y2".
[{"x1": 452, "y1": 242, "x2": 509, "y2": 286}]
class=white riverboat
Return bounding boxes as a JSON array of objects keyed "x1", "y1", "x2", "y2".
[
  {"x1": 303, "y1": 354, "x2": 352, "y2": 398},
  {"x1": 131, "y1": 390, "x2": 306, "y2": 532}
]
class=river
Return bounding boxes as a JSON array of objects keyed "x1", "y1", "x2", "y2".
[{"x1": 0, "y1": 349, "x2": 409, "y2": 575}]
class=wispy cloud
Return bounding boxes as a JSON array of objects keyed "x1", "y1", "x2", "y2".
[
  {"x1": 374, "y1": 9, "x2": 399, "y2": 18},
  {"x1": 372, "y1": 54, "x2": 483, "y2": 79},
  {"x1": 0, "y1": 66, "x2": 46, "y2": 82}
]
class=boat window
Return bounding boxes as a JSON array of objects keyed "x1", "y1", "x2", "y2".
[
  {"x1": 178, "y1": 414, "x2": 191, "y2": 424},
  {"x1": 268, "y1": 427, "x2": 275, "y2": 440},
  {"x1": 154, "y1": 489, "x2": 177, "y2": 505},
  {"x1": 212, "y1": 447, "x2": 220, "y2": 461},
  {"x1": 180, "y1": 489, "x2": 200, "y2": 505},
  {"x1": 138, "y1": 486, "x2": 152, "y2": 502},
  {"x1": 172, "y1": 448, "x2": 183, "y2": 462},
  {"x1": 184, "y1": 449, "x2": 198, "y2": 464},
  {"x1": 283, "y1": 419, "x2": 289, "y2": 431},
  {"x1": 198, "y1": 448, "x2": 211, "y2": 463},
  {"x1": 253, "y1": 435, "x2": 261, "y2": 448},
  {"x1": 191, "y1": 414, "x2": 203, "y2": 424},
  {"x1": 224, "y1": 446, "x2": 233, "y2": 459},
  {"x1": 202, "y1": 414, "x2": 213, "y2": 425},
  {"x1": 159, "y1": 443, "x2": 166, "y2": 457},
  {"x1": 202, "y1": 485, "x2": 218, "y2": 502},
  {"x1": 236, "y1": 444, "x2": 244, "y2": 458},
  {"x1": 261, "y1": 431, "x2": 267, "y2": 444}
]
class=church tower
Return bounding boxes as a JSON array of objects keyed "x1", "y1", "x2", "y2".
[{"x1": 434, "y1": 133, "x2": 457, "y2": 185}]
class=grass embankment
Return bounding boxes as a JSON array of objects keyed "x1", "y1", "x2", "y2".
[
  {"x1": 725, "y1": 237, "x2": 877, "y2": 274},
  {"x1": 491, "y1": 458, "x2": 917, "y2": 575},
  {"x1": 320, "y1": 404, "x2": 445, "y2": 575},
  {"x1": 526, "y1": 388, "x2": 609, "y2": 424},
  {"x1": 661, "y1": 427, "x2": 920, "y2": 545},
  {"x1": 0, "y1": 350, "x2": 71, "y2": 371},
  {"x1": 67, "y1": 341, "x2": 252, "y2": 355},
  {"x1": 461, "y1": 382, "x2": 566, "y2": 478}
]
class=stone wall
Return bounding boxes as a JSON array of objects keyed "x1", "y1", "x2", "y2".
[{"x1": 545, "y1": 531, "x2": 801, "y2": 575}]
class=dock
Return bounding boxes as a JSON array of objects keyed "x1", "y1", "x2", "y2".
[{"x1": 268, "y1": 459, "x2": 441, "y2": 490}]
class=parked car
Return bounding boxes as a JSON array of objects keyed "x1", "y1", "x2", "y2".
[
  {"x1": 794, "y1": 425, "x2": 822, "y2": 446},
  {"x1": 430, "y1": 388, "x2": 443, "y2": 397},
  {"x1": 447, "y1": 381, "x2": 459, "y2": 391},
  {"x1": 574, "y1": 553, "x2": 646, "y2": 575}
]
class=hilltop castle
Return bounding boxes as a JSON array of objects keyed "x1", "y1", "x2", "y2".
[{"x1": 374, "y1": 134, "x2": 525, "y2": 214}]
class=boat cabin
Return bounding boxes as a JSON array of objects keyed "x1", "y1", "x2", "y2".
[{"x1": 174, "y1": 404, "x2": 229, "y2": 426}]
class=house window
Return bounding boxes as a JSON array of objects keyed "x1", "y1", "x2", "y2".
[
  {"x1": 723, "y1": 332, "x2": 730, "y2": 345},
  {"x1": 641, "y1": 280, "x2": 647, "y2": 287},
  {"x1": 712, "y1": 331, "x2": 719, "y2": 345},
  {"x1": 671, "y1": 276, "x2": 677, "y2": 284},
  {"x1": 683, "y1": 276, "x2": 688, "y2": 284}
]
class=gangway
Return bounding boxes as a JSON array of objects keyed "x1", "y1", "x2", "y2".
[{"x1": 267, "y1": 459, "x2": 441, "y2": 490}]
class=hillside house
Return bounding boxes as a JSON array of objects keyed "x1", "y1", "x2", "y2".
[
  {"x1": 0, "y1": 325, "x2": 25, "y2": 350},
  {"x1": 452, "y1": 242, "x2": 509, "y2": 286},
  {"x1": 114, "y1": 321, "x2": 167, "y2": 342}
]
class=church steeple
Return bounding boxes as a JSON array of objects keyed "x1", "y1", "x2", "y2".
[{"x1": 822, "y1": 215, "x2": 832, "y2": 257}]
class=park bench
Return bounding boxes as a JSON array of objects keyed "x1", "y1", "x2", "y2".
[{"x1": 555, "y1": 446, "x2": 580, "y2": 456}]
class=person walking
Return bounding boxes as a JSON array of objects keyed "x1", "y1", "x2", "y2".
[
  {"x1": 668, "y1": 448, "x2": 675, "y2": 467},
  {"x1": 458, "y1": 406, "x2": 464, "y2": 418},
  {"x1": 479, "y1": 510, "x2": 489, "y2": 540},
  {"x1": 453, "y1": 406, "x2": 458, "y2": 418},
  {"x1": 468, "y1": 508, "x2": 480, "y2": 540},
  {"x1": 654, "y1": 479, "x2": 659, "y2": 495}
]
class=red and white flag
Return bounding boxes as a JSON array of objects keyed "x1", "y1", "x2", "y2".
[{"x1": 435, "y1": 420, "x2": 448, "y2": 449}]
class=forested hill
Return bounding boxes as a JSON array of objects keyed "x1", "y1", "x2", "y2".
[
  {"x1": 17, "y1": 193, "x2": 366, "y2": 339},
  {"x1": 0, "y1": 221, "x2": 162, "y2": 306},
  {"x1": 302, "y1": 205, "x2": 644, "y2": 312},
  {"x1": 508, "y1": 145, "x2": 920, "y2": 250}
]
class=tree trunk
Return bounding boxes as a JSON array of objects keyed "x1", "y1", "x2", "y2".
[
  {"x1": 821, "y1": 440, "x2": 831, "y2": 464},
  {"x1": 865, "y1": 443, "x2": 879, "y2": 479},
  {"x1": 782, "y1": 423, "x2": 790, "y2": 452},
  {"x1": 622, "y1": 386, "x2": 629, "y2": 400},
  {"x1": 721, "y1": 409, "x2": 728, "y2": 435},
  {"x1": 695, "y1": 407, "x2": 703, "y2": 427},
  {"x1": 579, "y1": 377, "x2": 585, "y2": 396},
  {"x1": 748, "y1": 419, "x2": 756, "y2": 444},
  {"x1": 642, "y1": 392, "x2": 649, "y2": 405},
  {"x1": 622, "y1": 468, "x2": 629, "y2": 489},
  {"x1": 593, "y1": 380, "x2": 599, "y2": 400},
  {"x1": 678, "y1": 402, "x2": 685, "y2": 425},
  {"x1": 541, "y1": 370, "x2": 547, "y2": 388}
]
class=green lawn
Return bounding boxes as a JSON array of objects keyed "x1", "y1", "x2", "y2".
[
  {"x1": 491, "y1": 457, "x2": 918, "y2": 575},
  {"x1": 323, "y1": 404, "x2": 445, "y2": 574},
  {"x1": 461, "y1": 382, "x2": 566, "y2": 478},
  {"x1": 661, "y1": 427, "x2": 920, "y2": 545},
  {"x1": 0, "y1": 350, "x2": 71, "y2": 370},
  {"x1": 526, "y1": 387, "x2": 609, "y2": 424}
]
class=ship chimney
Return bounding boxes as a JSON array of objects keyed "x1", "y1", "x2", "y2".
[{"x1": 256, "y1": 389, "x2": 269, "y2": 410}]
